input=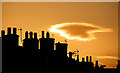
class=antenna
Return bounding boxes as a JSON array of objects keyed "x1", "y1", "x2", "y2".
[
  {"x1": 74, "y1": 49, "x2": 79, "y2": 55},
  {"x1": 52, "y1": 34, "x2": 54, "y2": 38},
  {"x1": 73, "y1": 49, "x2": 79, "y2": 61},
  {"x1": 39, "y1": 34, "x2": 41, "y2": 38},
  {"x1": 65, "y1": 39, "x2": 67, "y2": 43}
]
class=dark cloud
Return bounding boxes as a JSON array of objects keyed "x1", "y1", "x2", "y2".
[{"x1": 58, "y1": 25, "x2": 99, "y2": 38}]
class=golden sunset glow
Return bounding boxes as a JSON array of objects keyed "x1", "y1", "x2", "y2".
[
  {"x1": 2, "y1": 2, "x2": 118, "y2": 68},
  {"x1": 96, "y1": 56, "x2": 119, "y2": 60},
  {"x1": 49, "y1": 23, "x2": 112, "y2": 41}
]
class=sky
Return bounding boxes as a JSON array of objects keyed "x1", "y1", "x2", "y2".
[{"x1": 2, "y1": 2, "x2": 118, "y2": 68}]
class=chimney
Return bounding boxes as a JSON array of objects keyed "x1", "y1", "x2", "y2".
[
  {"x1": 90, "y1": 56, "x2": 92, "y2": 62},
  {"x1": 7, "y1": 27, "x2": 11, "y2": 35},
  {"x1": 82, "y1": 58, "x2": 85, "y2": 62},
  {"x1": 86, "y1": 56, "x2": 88, "y2": 62},
  {"x1": 34, "y1": 33, "x2": 37, "y2": 39},
  {"x1": 25, "y1": 31, "x2": 28, "y2": 39},
  {"x1": 1, "y1": 30, "x2": 5, "y2": 37},
  {"x1": 42, "y1": 31, "x2": 44, "y2": 38},
  {"x1": 118, "y1": 60, "x2": 120, "y2": 65},
  {"x1": 46, "y1": 32, "x2": 50, "y2": 38},
  {"x1": 13, "y1": 28, "x2": 17, "y2": 35},
  {"x1": 69, "y1": 52, "x2": 72, "y2": 59},
  {"x1": 77, "y1": 55, "x2": 79, "y2": 62},
  {"x1": 95, "y1": 60, "x2": 99, "y2": 67},
  {"x1": 30, "y1": 32, "x2": 33, "y2": 39}
]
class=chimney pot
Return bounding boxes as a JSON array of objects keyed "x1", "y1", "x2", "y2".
[
  {"x1": 46, "y1": 32, "x2": 50, "y2": 38},
  {"x1": 7, "y1": 27, "x2": 11, "y2": 35},
  {"x1": 90, "y1": 56, "x2": 92, "y2": 62},
  {"x1": 25, "y1": 31, "x2": 28, "y2": 39},
  {"x1": 34, "y1": 33, "x2": 37, "y2": 39},
  {"x1": 1, "y1": 30, "x2": 5, "y2": 37},
  {"x1": 86, "y1": 56, "x2": 88, "y2": 62},
  {"x1": 13, "y1": 28, "x2": 17, "y2": 35},
  {"x1": 82, "y1": 58, "x2": 85, "y2": 62},
  {"x1": 95, "y1": 60, "x2": 98, "y2": 67},
  {"x1": 42, "y1": 31, "x2": 44, "y2": 38},
  {"x1": 30, "y1": 32, "x2": 33, "y2": 39}
]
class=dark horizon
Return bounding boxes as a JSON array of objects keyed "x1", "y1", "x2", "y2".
[{"x1": 1, "y1": 27, "x2": 120, "y2": 73}]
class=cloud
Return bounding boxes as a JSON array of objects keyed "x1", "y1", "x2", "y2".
[
  {"x1": 96, "y1": 56, "x2": 119, "y2": 60},
  {"x1": 49, "y1": 22, "x2": 112, "y2": 41}
]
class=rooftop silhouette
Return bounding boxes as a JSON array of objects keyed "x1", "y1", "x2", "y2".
[{"x1": 1, "y1": 27, "x2": 120, "y2": 73}]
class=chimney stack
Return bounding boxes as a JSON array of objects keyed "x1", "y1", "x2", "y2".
[
  {"x1": 1, "y1": 30, "x2": 5, "y2": 37},
  {"x1": 77, "y1": 55, "x2": 79, "y2": 62},
  {"x1": 30, "y1": 32, "x2": 33, "y2": 39},
  {"x1": 95, "y1": 60, "x2": 99, "y2": 67},
  {"x1": 25, "y1": 31, "x2": 28, "y2": 39},
  {"x1": 118, "y1": 60, "x2": 120, "y2": 65},
  {"x1": 69, "y1": 52, "x2": 72, "y2": 59},
  {"x1": 7, "y1": 27, "x2": 11, "y2": 35},
  {"x1": 46, "y1": 32, "x2": 50, "y2": 38},
  {"x1": 82, "y1": 58, "x2": 85, "y2": 62},
  {"x1": 86, "y1": 56, "x2": 88, "y2": 62},
  {"x1": 90, "y1": 56, "x2": 92, "y2": 62},
  {"x1": 42, "y1": 31, "x2": 44, "y2": 38},
  {"x1": 13, "y1": 28, "x2": 17, "y2": 35},
  {"x1": 34, "y1": 33, "x2": 37, "y2": 39}
]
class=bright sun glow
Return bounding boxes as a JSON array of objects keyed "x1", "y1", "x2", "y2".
[{"x1": 49, "y1": 23, "x2": 112, "y2": 41}]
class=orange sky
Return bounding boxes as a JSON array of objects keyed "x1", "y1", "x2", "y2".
[{"x1": 2, "y1": 2, "x2": 118, "y2": 68}]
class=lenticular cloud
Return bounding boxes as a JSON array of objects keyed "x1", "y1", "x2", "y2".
[{"x1": 49, "y1": 23, "x2": 112, "y2": 41}]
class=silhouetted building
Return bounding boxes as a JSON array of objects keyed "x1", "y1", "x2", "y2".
[
  {"x1": 94, "y1": 60, "x2": 100, "y2": 73},
  {"x1": 2, "y1": 27, "x2": 19, "y2": 51},
  {"x1": 40, "y1": 31, "x2": 55, "y2": 57},
  {"x1": 23, "y1": 31, "x2": 39, "y2": 53},
  {"x1": 2, "y1": 27, "x2": 22, "y2": 73},
  {"x1": 1, "y1": 27, "x2": 119, "y2": 73},
  {"x1": 56, "y1": 42, "x2": 68, "y2": 60}
]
